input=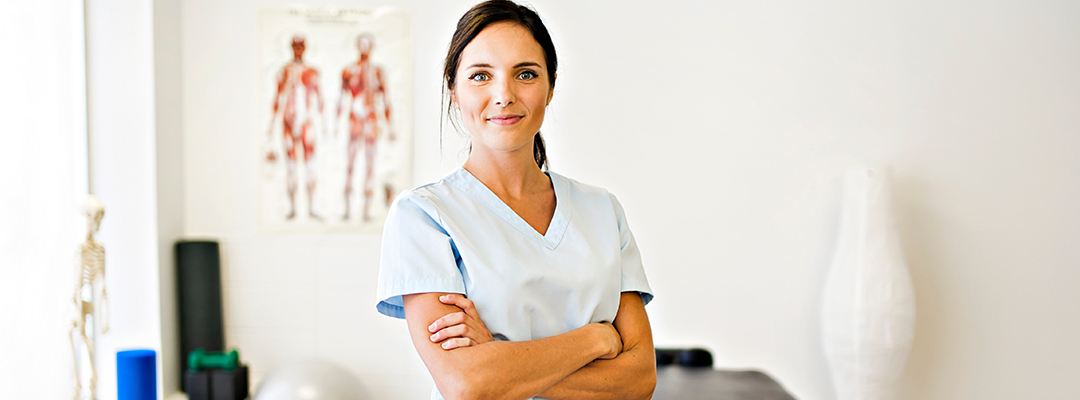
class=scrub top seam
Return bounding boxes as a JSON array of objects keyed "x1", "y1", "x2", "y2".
[{"x1": 447, "y1": 168, "x2": 568, "y2": 250}]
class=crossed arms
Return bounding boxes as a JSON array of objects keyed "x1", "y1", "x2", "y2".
[{"x1": 402, "y1": 291, "x2": 655, "y2": 400}]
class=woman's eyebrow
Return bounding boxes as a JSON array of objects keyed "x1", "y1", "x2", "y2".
[{"x1": 464, "y1": 62, "x2": 542, "y2": 69}]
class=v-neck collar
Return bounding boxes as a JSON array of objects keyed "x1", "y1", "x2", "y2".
[{"x1": 447, "y1": 167, "x2": 572, "y2": 250}]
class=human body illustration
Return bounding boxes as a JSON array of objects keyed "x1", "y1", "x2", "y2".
[
  {"x1": 267, "y1": 35, "x2": 324, "y2": 220},
  {"x1": 336, "y1": 33, "x2": 394, "y2": 222},
  {"x1": 70, "y1": 196, "x2": 109, "y2": 400}
]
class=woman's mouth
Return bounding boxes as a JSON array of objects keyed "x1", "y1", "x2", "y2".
[{"x1": 487, "y1": 114, "x2": 523, "y2": 126}]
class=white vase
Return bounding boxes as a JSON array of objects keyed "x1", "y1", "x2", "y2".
[{"x1": 821, "y1": 167, "x2": 916, "y2": 400}]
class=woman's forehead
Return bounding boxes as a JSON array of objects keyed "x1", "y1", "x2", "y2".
[{"x1": 460, "y1": 22, "x2": 545, "y2": 69}]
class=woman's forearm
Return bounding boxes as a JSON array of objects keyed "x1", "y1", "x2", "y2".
[
  {"x1": 436, "y1": 324, "x2": 611, "y2": 400},
  {"x1": 403, "y1": 293, "x2": 618, "y2": 400},
  {"x1": 538, "y1": 291, "x2": 656, "y2": 400},
  {"x1": 535, "y1": 344, "x2": 656, "y2": 400}
]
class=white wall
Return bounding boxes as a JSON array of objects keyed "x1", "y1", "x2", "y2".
[
  {"x1": 180, "y1": 0, "x2": 1080, "y2": 399},
  {"x1": 0, "y1": 2, "x2": 88, "y2": 398},
  {"x1": 86, "y1": 0, "x2": 167, "y2": 398},
  {"x1": 0, "y1": 2, "x2": 182, "y2": 399}
]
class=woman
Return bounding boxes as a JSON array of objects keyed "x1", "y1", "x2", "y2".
[{"x1": 376, "y1": 2, "x2": 655, "y2": 399}]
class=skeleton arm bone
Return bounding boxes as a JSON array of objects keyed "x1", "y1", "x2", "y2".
[
  {"x1": 97, "y1": 247, "x2": 109, "y2": 334},
  {"x1": 72, "y1": 251, "x2": 84, "y2": 305}
]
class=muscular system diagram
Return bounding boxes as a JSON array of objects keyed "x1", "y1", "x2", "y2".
[
  {"x1": 337, "y1": 33, "x2": 395, "y2": 222},
  {"x1": 266, "y1": 35, "x2": 324, "y2": 221},
  {"x1": 258, "y1": 8, "x2": 412, "y2": 232}
]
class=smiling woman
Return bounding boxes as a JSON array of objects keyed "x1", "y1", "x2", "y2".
[
  {"x1": 374, "y1": 2, "x2": 656, "y2": 400},
  {"x1": 452, "y1": 22, "x2": 554, "y2": 169},
  {"x1": 442, "y1": 1, "x2": 558, "y2": 171}
]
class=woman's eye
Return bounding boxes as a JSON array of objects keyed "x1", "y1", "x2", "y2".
[
  {"x1": 518, "y1": 70, "x2": 538, "y2": 80},
  {"x1": 469, "y1": 72, "x2": 489, "y2": 82}
]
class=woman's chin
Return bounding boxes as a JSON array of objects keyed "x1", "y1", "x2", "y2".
[{"x1": 472, "y1": 137, "x2": 536, "y2": 157}]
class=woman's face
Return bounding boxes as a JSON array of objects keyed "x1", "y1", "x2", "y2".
[{"x1": 453, "y1": 22, "x2": 553, "y2": 159}]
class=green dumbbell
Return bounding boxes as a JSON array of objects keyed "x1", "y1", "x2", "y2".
[{"x1": 188, "y1": 349, "x2": 239, "y2": 371}]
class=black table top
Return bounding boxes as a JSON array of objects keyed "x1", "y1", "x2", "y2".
[{"x1": 652, "y1": 366, "x2": 796, "y2": 400}]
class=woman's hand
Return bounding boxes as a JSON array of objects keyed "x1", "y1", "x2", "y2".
[
  {"x1": 429, "y1": 294, "x2": 623, "y2": 361},
  {"x1": 595, "y1": 322, "x2": 623, "y2": 360},
  {"x1": 428, "y1": 294, "x2": 494, "y2": 350}
]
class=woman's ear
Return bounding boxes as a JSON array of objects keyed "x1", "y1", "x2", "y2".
[{"x1": 547, "y1": 73, "x2": 556, "y2": 105}]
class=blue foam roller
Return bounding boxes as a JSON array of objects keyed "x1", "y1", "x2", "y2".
[{"x1": 117, "y1": 349, "x2": 157, "y2": 400}]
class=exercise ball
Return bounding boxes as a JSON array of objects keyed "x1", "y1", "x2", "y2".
[{"x1": 254, "y1": 360, "x2": 366, "y2": 400}]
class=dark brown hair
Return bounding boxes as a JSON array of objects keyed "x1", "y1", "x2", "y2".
[{"x1": 443, "y1": 0, "x2": 557, "y2": 169}]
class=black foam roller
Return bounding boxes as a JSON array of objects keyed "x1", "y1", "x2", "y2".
[
  {"x1": 176, "y1": 240, "x2": 225, "y2": 389},
  {"x1": 655, "y1": 349, "x2": 679, "y2": 366},
  {"x1": 678, "y1": 348, "x2": 714, "y2": 367}
]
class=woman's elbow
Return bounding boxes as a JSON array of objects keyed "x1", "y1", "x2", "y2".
[
  {"x1": 437, "y1": 383, "x2": 476, "y2": 400},
  {"x1": 442, "y1": 386, "x2": 514, "y2": 400},
  {"x1": 638, "y1": 379, "x2": 657, "y2": 400},
  {"x1": 628, "y1": 365, "x2": 657, "y2": 400},
  {"x1": 439, "y1": 386, "x2": 479, "y2": 400},
  {"x1": 435, "y1": 373, "x2": 479, "y2": 400},
  {"x1": 436, "y1": 371, "x2": 506, "y2": 400}
]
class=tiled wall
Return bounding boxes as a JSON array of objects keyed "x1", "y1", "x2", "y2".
[{"x1": 219, "y1": 235, "x2": 432, "y2": 397}]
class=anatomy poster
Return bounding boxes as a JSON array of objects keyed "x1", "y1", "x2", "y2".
[{"x1": 257, "y1": 7, "x2": 412, "y2": 234}]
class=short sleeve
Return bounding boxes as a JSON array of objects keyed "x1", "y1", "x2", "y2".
[
  {"x1": 375, "y1": 192, "x2": 466, "y2": 319},
  {"x1": 611, "y1": 193, "x2": 653, "y2": 306}
]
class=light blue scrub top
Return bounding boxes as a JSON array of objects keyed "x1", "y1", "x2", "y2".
[{"x1": 375, "y1": 168, "x2": 653, "y2": 400}]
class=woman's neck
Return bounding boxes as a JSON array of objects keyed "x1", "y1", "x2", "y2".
[{"x1": 463, "y1": 146, "x2": 548, "y2": 200}]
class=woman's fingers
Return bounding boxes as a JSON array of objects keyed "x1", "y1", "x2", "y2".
[
  {"x1": 439, "y1": 337, "x2": 473, "y2": 350},
  {"x1": 428, "y1": 311, "x2": 467, "y2": 333},
  {"x1": 429, "y1": 315, "x2": 492, "y2": 345},
  {"x1": 439, "y1": 294, "x2": 479, "y2": 320},
  {"x1": 439, "y1": 294, "x2": 490, "y2": 333},
  {"x1": 429, "y1": 294, "x2": 495, "y2": 349},
  {"x1": 430, "y1": 323, "x2": 471, "y2": 343}
]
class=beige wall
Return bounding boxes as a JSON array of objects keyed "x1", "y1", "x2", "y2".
[{"x1": 180, "y1": 0, "x2": 1080, "y2": 399}]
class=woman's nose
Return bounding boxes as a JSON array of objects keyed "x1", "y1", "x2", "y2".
[{"x1": 493, "y1": 79, "x2": 515, "y2": 107}]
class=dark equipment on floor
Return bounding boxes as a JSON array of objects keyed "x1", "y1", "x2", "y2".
[
  {"x1": 653, "y1": 348, "x2": 796, "y2": 400},
  {"x1": 184, "y1": 349, "x2": 249, "y2": 400}
]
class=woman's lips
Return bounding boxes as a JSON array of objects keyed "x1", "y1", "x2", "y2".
[{"x1": 487, "y1": 115, "x2": 523, "y2": 126}]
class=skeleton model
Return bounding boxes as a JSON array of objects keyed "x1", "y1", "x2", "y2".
[{"x1": 70, "y1": 196, "x2": 108, "y2": 400}]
